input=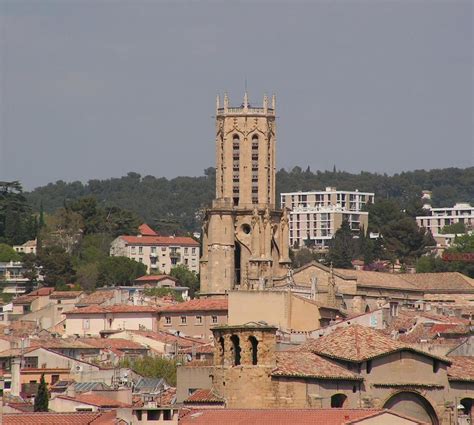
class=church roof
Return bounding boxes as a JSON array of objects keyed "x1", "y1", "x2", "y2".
[{"x1": 296, "y1": 324, "x2": 450, "y2": 363}]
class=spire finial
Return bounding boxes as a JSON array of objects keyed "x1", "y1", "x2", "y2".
[
  {"x1": 243, "y1": 91, "x2": 249, "y2": 109},
  {"x1": 271, "y1": 93, "x2": 276, "y2": 111},
  {"x1": 224, "y1": 92, "x2": 229, "y2": 112},
  {"x1": 263, "y1": 93, "x2": 268, "y2": 113},
  {"x1": 216, "y1": 94, "x2": 220, "y2": 113}
]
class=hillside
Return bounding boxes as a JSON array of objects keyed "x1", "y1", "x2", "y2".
[{"x1": 26, "y1": 167, "x2": 474, "y2": 232}]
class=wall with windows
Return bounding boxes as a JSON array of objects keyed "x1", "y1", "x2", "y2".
[{"x1": 158, "y1": 310, "x2": 227, "y2": 340}]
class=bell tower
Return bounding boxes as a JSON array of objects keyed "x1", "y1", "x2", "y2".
[{"x1": 200, "y1": 93, "x2": 290, "y2": 295}]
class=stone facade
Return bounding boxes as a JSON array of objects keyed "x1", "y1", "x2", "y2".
[{"x1": 200, "y1": 94, "x2": 290, "y2": 295}]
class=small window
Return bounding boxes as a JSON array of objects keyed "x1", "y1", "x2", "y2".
[
  {"x1": 366, "y1": 360, "x2": 372, "y2": 374},
  {"x1": 212, "y1": 315, "x2": 218, "y2": 324},
  {"x1": 196, "y1": 316, "x2": 202, "y2": 324},
  {"x1": 161, "y1": 247, "x2": 167, "y2": 251},
  {"x1": 165, "y1": 317, "x2": 171, "y2": 325},
  {"x1": 4, "y1": 381, "x2": 11, "y2": 389},
  {"x1": 82, "y1": 319, "x2": 90, "y2": 330},
  {"x1": 192, "y1": 248, "x2": 196, "y2": 255},
  {"x1": 151, "y1": 246, "x2": 156, "y2": 254},
  {"x1": 163, "y1": 410, "x2": 173, "y2": 420},
  {"x1": 181, "y1": 316, "x2": 187, "y2": 325},
  {"x1": 331, "y1": 393, "x2": 347, "y2": 408},
  {"x1": 148, "y1": 410, "x2": 160, "y2": 420},
  {"x1": 433, "y1": 360, "x2": 440, "y2": 373},
  {"x1": 138, "y1": 247, "x2": 143, "y2": 254},
  {"x1": 184, "y1": 248, "x2": 188, "y2": 254}
]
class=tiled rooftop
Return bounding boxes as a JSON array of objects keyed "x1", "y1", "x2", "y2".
[
  {"x1": 158, "y1": 298, "x2": 228, "y2": 313},
  {"x1": 58, "y1": 393, "x2": 131, "y2": 408},
  {"x1": 184, "y1": 388, "x2": 224, "y2": 404},
  {"x1": 66, "y1": 304, "x2": 158, "y2": 315},
  {"x1": 135, "y1": 274, "x2": 177, "y2": 282},
  {"x1": 298, "y1": 324, "x2": 450, "y2": 363},
  {"x1": 50, "y1": 291, "x2": 83, "y2": 299},
  {"x1": 273, "y1": 351, "x2": 362, "y2": 381},
  {"x1": 139, "y1": 223, "x2": 158, "y2": 236},
  {"x1": 127, "y1": 329, "x2": 204, "y2": 347},
  {"x1": 3, "y1": 412, "x2": 105, "y2": 424},
  {"x1": 447, "y1": 356, "x2": 474, "y2": 382},
  {"x1": 77, "y1": 290, "x2": 115, "y2": 306},
  {"x1": 179, "y1": 408, "x2": 385, "y2": 425},
  {"x1": 80, "y1": 337, "x2": 147, "y2": 351},
  {"x1": 120, "y1": 235, "x2": 199, "y2": 247}
]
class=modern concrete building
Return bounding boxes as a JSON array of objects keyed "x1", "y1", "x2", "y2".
[
  {"x1": 200, "y1": 93, "x2": 291, "y2": 295},
  {"x1": 281, "y1": 188, "x2": 373, "y2": 249},
  {"x1": 110, "y1": 224, "x2": 200, "y2": 275},
  {"x1": 416, "y1": 203, "x2": 474, "y2": 236}
]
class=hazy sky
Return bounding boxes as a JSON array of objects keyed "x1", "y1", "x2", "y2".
[{"x1": 1, "y1": 0, "x2": 472, "y2": 190}]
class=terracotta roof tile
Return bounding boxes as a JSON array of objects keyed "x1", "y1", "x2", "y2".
[
  {"x1": 135, "y1": 274, "x2": 178, "y2": 282},
  {"x1": 29, "y1": 287, "x2": 55, "y2": 296},
  {"x1": 139, "y1": 223, "x2": 158, "y2": 236},
  {"x1": 126, "y1": 330, "x2": 204, "y2": 347},
  {"x1": 66, "y1": 304, "x2": 158, "y2": 315},
  {"x1": 80, "y1": 338, "x2": 147, "y2": 351},
  {"x1": 272, "y1": 351, "x2": 362, "y2": 381},
  {"x1": 120, "y1": 235, "x2": 199, "y2": 247},
  {"x1": 158, "y1": 299, "x2": 227, "y2": 313},
  {"x1": 57, "y1": 393, "x2": 131, "y2": 408},
  {"x1": 179, "y1": 408, "x2": 384, "y2": 425},
  {"x1": 184, "y1": 388, "x2": 224, "y2": 404},
  {"x1": 400, "y1": 272, "x2": 474, "y2": 291},
  {"x1": 77, "y1": 291, "x2": 115, "y2": 306},
  {"x1": 298, "y1": 324, "x2": 450, "y2": 363},
  {"x1": 50, "y1": 291, "x2": 83, "y2": 299},
  {"x1": 448, "y1": 356, "x2": 474, "y2": 382},
  {"x1": 3, "y1": 412, "x2": 103, "y2": 424}
]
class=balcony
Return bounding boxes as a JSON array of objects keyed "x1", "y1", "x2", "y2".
[{"x1": 169, "y1": 252, "x2": 181, "y2": 260}]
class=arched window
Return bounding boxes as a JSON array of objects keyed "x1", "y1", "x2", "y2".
[
  {"x1": 331, "y1": 393, "x2": 347, "y2": 408},
  {"x1": 249, "y1": 336, "x2": 258, "y2": 365},
  {"x1": 365, "y1": 305, "x2": 370, "y2": 313},
  {"x1": 230, "y1": 334, "x2": 241, "y2": 366}
]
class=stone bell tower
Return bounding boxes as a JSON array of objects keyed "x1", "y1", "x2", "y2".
[{"x1": 200, "y1": 92, "x2": 291, "y2": 295}]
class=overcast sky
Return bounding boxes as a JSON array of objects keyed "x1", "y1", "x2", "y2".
[{"x1": 0, "y1": 0, "x2": 472, "y2": 190}]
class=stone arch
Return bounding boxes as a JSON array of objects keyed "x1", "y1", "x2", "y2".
[
  {"x1": 218, "y1": 336, "x2": 225, "y2": 365},
  {"x1": 383, "y1": 391, "x2": 439, "y2": 425},
  {"x1": 248, "y1": 336, "x2": 259, "y2": 365},
  {"x1": 460, "y1": 398, "x2": 474, "y2": 421},
  {"x1": 331, "y1": 393, "x2": 347, "y2": 408},
  {"x1": 365, "y1": 305, "x2": 370, "y2": 313},
  {"x1": 230, "y1": 334, "x2": 241, "y2": 366}
]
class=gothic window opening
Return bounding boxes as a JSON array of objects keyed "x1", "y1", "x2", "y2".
[
  {"x1": 251, "y1": 135, "x2": 259, "y2": 204},
  {"x1": 230, "y1": 334, "x2": 241, "y2": 366},
  {"x1": 218, "y1": 337, "x2": 225, "y2": 365},
  {"x1": 249, "y1": 336, "x2": 258, "y2": 365}
]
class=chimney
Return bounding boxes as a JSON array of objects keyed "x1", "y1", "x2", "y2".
[{"x1": 10, "y1": 356, "x2": 21, "y2": 397}]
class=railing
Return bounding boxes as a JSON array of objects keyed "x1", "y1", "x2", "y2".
[{"x1": 217, "y1": 107, "x2": 275, "y2": 115}]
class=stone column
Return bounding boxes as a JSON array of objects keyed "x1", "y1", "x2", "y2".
[{"x1": 11, "y1": 356, "x2": 21, "y2": 397}]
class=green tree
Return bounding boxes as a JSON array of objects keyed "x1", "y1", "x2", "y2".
[
  {"x1": 170, "y1": 264, "x2": 199, "y2": 297},
  {"x1": 357, "y1": 229, "x2": 374, "y2": 265},
  {"x1": 144, "y1": 287, "x2": 183, "y2": 302},
  {"x1": 381, "y1": 217, "x2": 434, "y2": 265},
  {"x1": 443, "y1": 234, "x2": 474, "y2": 277},
  {"x1": 291, "y1": 247, "x2": 319, "y2": 268},
  {"x1": 327, "y1": 219, "x2": 355, "y2": 269},
  {"x1": 440, "y1": 222, "x2": 466, "y2": 234},
  {"x1": 0, "y1": 244, "x2": 21, "y2": 262},
  {"x1": 76, "y1": 262, "x2": 99, "y2": 292},
  {"x1": 34, "y1": 374, "x2": 49, "y2": 412},
  {"x1": 97, "y1": 256, "x2": 146, "y2": 286},
  {"x1": 36, "y1": 245, "x2": 76, "y2": 287},
  {"x1": 120, "y1": 356, "x2": 178, "y2": 386},
  {"x1": 416, "y1": 255, "x2": 448, "y2": 273},
  {"x1": 366, "y1": 199, "x2": 404, "y2": 234}
]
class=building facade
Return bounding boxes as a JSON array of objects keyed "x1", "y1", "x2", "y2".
[
  {"x1": 416, "y1": 203, "x2": 474, "y2": 235},
  {"x1": 281, "y1": 187, "x2": 373, "y2": 249},
  {"x1": 200, "y1": 93, "x2": 291, "y2": 295},
  {"x1": 110, "y1": 224, "x2": 200, "y2": 275}
]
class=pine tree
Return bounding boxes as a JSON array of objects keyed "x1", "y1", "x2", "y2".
[
  {"x1": 327, "y1": 218, "x2": 355, "y2": 269},
  {"x1": 34, "y1": 374, "x2": 49, "y2": 412}
]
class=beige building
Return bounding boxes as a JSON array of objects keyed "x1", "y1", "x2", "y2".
[
  {"x1": 200, "y1": 93, "x2": 291, "y2": 294},
  {"x1": 64, "y1": 305, "x2": 159, "y2": 336},
  {"x1": 417, "y1": 203, "x2": 474, "y2": 235},
  {"x1": 157, "y1": 298, "x2": 228, "y2": 340},
  {"x1": 13, "y1": 239, "x2": 37, "y2": 255},
  {"x1": 281, "y1": 187, "x2": 373, "y2": 249},
  {"x1": 110, "y1": 224, "x2": 200, "y2": 275}
]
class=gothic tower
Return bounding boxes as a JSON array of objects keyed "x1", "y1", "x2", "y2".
[{"x1": 200, "y1": 93, "x2": 291, "y2": 295}]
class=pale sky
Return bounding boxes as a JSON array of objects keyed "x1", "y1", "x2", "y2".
[{"x1": 0, "y1": 0, "x2": 472, "y2": 190}]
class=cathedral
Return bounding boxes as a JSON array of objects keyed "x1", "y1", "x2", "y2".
[{"x1": 199, "y1": 93, "x2": 291, "y2": 295}]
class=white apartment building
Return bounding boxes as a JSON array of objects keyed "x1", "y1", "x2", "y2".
[
  {"x1": 281, "y1": 187, "x2": 374, "y2": 249},
  {"x1": 110, "y1": 224, "x2": 200, "y2": 274},
  {"x1": 416, "y1": 203, "x2": 474, "y2": 235}
]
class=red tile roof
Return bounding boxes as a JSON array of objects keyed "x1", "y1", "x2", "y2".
[
  {"x1": 126, "y1": 330, "x2": 204, "y2": 347},
  {"x1": 57, "y1": 393, "x2": 131, "y2": 408},
  {"x1": 3, "y1": 412, "x2": 105, "y2": 424},
  {"x1": 66, "y1": 304, "x2": 159, "y2": 315},
  {"x1": 184, "y1": 389, "x2": 224, "y2": 404},
  {"x1": 273, "y1": 351, "x2": 362, "y2": 381},
  {"x1": 139, "y1": 223, "x2": 158, "y2": 236},
  {"x1": 297, "y1": 325, "x2": 450, "y2": 363},
  {"x1": 80, "y1": 337, "x2": 148, "y2": 351},
  {"x1": 50, "y1": 291, "x2": 83, "y2": 299},
  {"x1": 179, "y1": 408, "x2": 384, "y2": 425},
  {"x1": 448, "y1": 356, "x2": 474, "y2": 382},
  {"x1": 29, "y1": 287, "x2": 55, "y2": 296},
  {"x1": 77, "y1": 290, "x2": 115, "y2": 306},
  {"x1": 158, "y1": 298, "x2": 227, "y2": 313},
  {"x1": 120, "y1": 235, "x2": 199, "y2": 247},
  {"x1": 135, "y1": 274, "x2": 178, "y2": 282}
]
